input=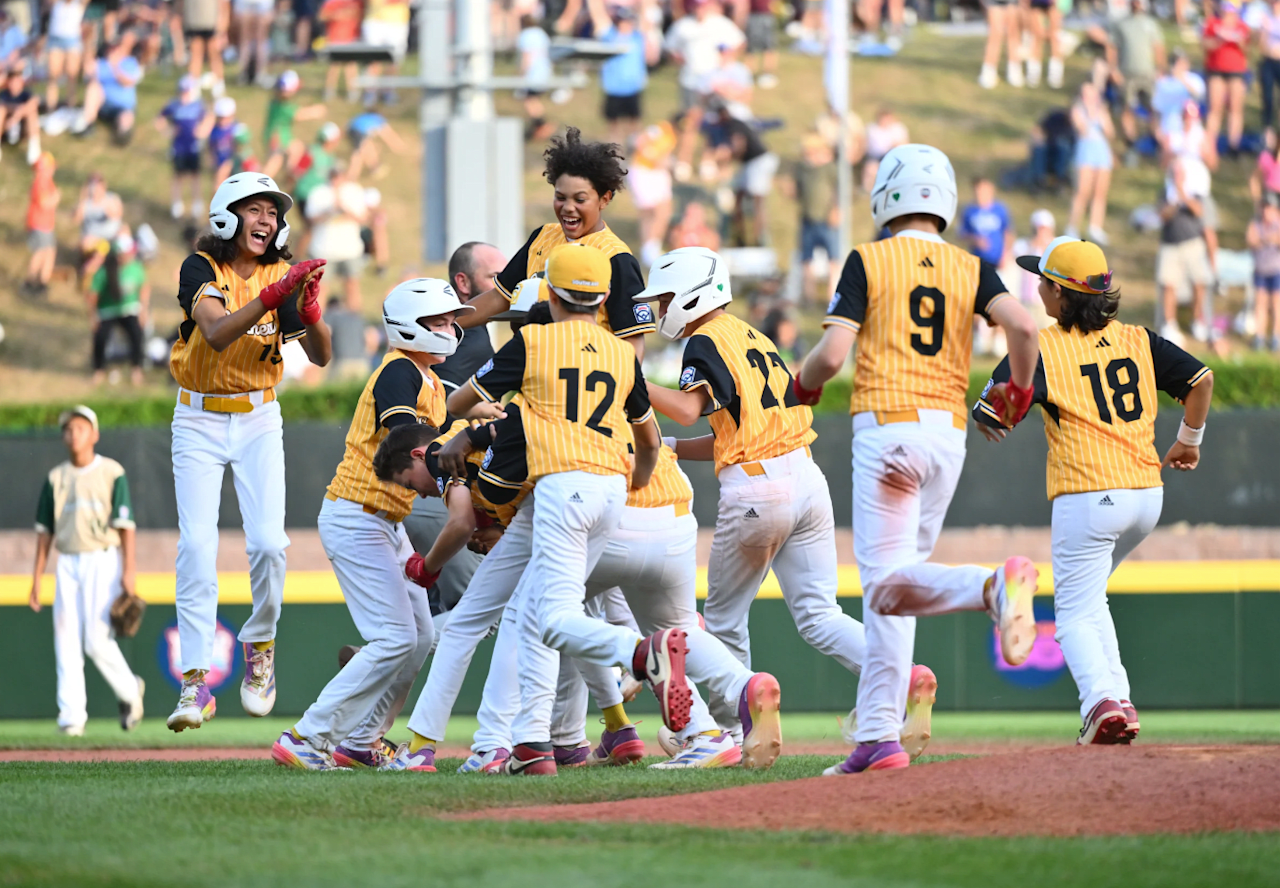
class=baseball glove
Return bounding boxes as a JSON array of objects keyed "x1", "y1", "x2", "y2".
[{"x1": 110, "y1": 590, "x2": 146, "y2": 637}]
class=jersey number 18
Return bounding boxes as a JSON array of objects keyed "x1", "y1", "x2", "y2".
[{"x1": 1080, "y1": 358, "x2": 1143, "y2": 424}]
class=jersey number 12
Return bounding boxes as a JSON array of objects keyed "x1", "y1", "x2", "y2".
[{"x1": 559, "y1": 368, "x2": 616, "y2": 437}]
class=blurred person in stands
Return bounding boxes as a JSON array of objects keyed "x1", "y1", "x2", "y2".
[
  {"x1": 157, "y1": 74, "x2": 213, "y2": 222},
  {"x1": 292, "y1": 0, "x2": 318, "y2": 60},
  {"x1": 24, "y1": 152, "x2": 60, "y2": 298},
  {"x1": 75, "y1": 172, "x2": 123, "y2": 284},
  {"x1": 861, "y1": 107, "x2": 908, "y2": 194},
  {"x1": 44, "y1": 0, "x2": 89, "y2": 111},
  {"x1": 1151, "y1": 49, "x2": 1207, "y2": 144},
  {"x1": 1247, "y1": 195, "x2": 1280, "y2": 351},
  {"x1": 760, "y1": 303, "x2": 803, "y2": 365},
  {"x1": 323, "y1": 296, "x2": 370, "y2": 380},
  {"x1": 227, "y1": 122, "x2": 260, "y2": 175},
  {"x1": 1163, "y1": 102, "x2": 1219, "y2": 276},
  {"x1": 960, "y1": 175, "x2": 1014, "y2": 270},
  {"x1": 1022, "y1": 0, "x2": 1064, "y2": 88},
  {"x1": 1067, "y1": 81, "x2": 1114, "y2": 244},
  {"x1": 319, "y1": 0, "x2": 362, "y2": 101},
  {"x1": 1202, "y1": 0, "x2": 1251, "y2": 156},
  {"x1": 1010, "y1": 208, "x2": 1057, "y2": 327},
  {"x1": 1254, "y1": 0, "x2": 1280, "y2": 136},
  {"x1": 858, "y1": 0, "x2": 905, "y2": 54},
  {"x1": 347, "y1": 110, "x2": 406, "y2": 177},
  {"x1": 1158, "y1": 160, "x2": 1215, "y2": 344},
  {"x1": 89, "y1": 232, "x2": 148, "y2": 386},
  {"x1": 0, "y1": 66, "x2": 40, "y2": 165},
  {"x1": 235, "y1": 0, "x2": 276, "y2": 86},
  {"x1": 590, "y1": 1, "x2": 655, "y2": 146},
  {"x1": 360, "y1": 0, "x2": 410, "y2": 107},
  {"x1": 181, "y1": 0, "x2": 226, "y2": 97},
  {"x1": 978, "y1": 0, "x2": 1023, "y2": 88},
  {"x1": 516, "y1": 13, "x2": 554, "y2": 140},
  {"x1": 700, "y1": 40, "x2": 755, "y2": 123},
  {"x1": 71, "y1": 32, "x2": 143, "y2": 143},
  {"x1": 1029, "y1": 106, "x2": 1074, "y2": 190},
  {"x1": 665, "y1": 0, "x2": 744, "y2": 179},
  {"x1": 1253, "y1": 130, "x2": 1280, "y2": 202},
  {"x1": 667, "y1": 200, "x2": 721, "y2": 251},
  {"x1": 1092, "y1": 0, "x2": 1164, "y2": 157},
  {"x1": 121, "y1": 0, "x2": 169, "y2": 65},
  {"x1": 628, "y1": 121, "x2": 676, "y2": 267},
  {"x1": 0, "y1": 6, "x2": 26, "y2": 72},
  {"x1": 305, "y1": 164, "x2": 368, "y2": 311},
  {"x1": 208, "y1": 96, "x2": 240, "y2": 185},
  {"x1": 294, "y1": 121, "x2": 342, "y2": 217},
  {"x1": 720, "y1": 108, "x2": 777, "y2": 245},
  {"x1": 262, "y1": 70, "x2": 326, "y2": 178},
  {"x1": 361, "y1": 187, "x2": 389, "y2": 274},
  {"x1": 740, "y1": 0, "x2": 779, "y2": 87},
  {"x1": 789, "y1": 130, "x2": 840, "y2": 304}
]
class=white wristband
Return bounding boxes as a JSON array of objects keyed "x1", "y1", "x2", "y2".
[
  {"x1": 662, "y1": 436, "x2": 678, "y2": 452},
  {"x1": 1177, "y1": 419, "x2": 1205, "y2": 447}
]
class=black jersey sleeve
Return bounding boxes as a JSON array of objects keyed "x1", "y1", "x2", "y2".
[
  {"x1": 478, "y1": 402, "x2": 529, "y2": 503},
  {"x1": 493, "y1": 227, "x2": 541, "y2": 299},
  {"x1": 680, "y1": 334, "x2": 736, "y2": 414},
  {"x1": 1146, "y1": 328, "x2": 1212, "y2": 401},
  {"x1": 604, "y1": 253, "x2": 656, "y2": 338},
  {"x1": 176, "y1": 254, "x2": 220, "y2": 318},
  {"x1": 824, "y1": 249, "x2": 868, "y2": 331},
  {"x1": 372, "y1": 357, "x2": 425, "y2": 429},
  {"x1": 468, "y1": 330, "x2": 526, "y2": 402},
  {"x1": 974, "y1": 260, "x2": 1011, "y2": 321},
  {"x1": 277, "y1": 288, "x2": 307, "y2": 342},
  {"x1": 972, "y1": 355, "x2": 1051, "y2": 428},
  {"x1": 624, "y1": 356, "x2": 653, "y2": 423}
]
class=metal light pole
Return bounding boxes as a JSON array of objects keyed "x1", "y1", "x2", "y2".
[{"x1": 825, "y1": 0, "x2": 852, "y2": 258}]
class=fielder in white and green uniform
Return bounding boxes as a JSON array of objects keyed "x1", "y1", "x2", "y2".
[{"x1": 29, "y1": 406, "x2": 145, "y2": 735}]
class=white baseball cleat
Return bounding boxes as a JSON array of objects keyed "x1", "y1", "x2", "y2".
[
  {"x1": 989, "y1": 556, "x2": 1039, "y2": 666},
  {"x1": 241, "y1": 643, "x2": 276, "y2": 717},
  {"x1": 119, "y1": 676, "x2": 145, "y2": 732},
  {"x1": 648, "y1": 732, "x2": 742, "y2": 769}
]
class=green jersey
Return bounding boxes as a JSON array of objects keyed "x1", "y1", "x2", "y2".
[
  {"x1": 91, "y1": 259, "x2": 146, "y2": 319},
  {"x1": 264, "y1": 97, "x2": 298, "y2": 151}
]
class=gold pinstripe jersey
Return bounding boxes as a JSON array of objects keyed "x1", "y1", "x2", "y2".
[
  {"x1": 431, "y1": 420, "x2": 531, "y2": 527},
  {"x1": 169, "y1": 252, "x2": 307, "y2": 394},
  {"x1": 824, "y1": 233, "x2": 1011, "y2": 423},
  {"x1": 467, "y1": 320, "x2": 653, "y2": 481},
  {"x1": 678, "y1": 313, "x2": 816, "y2": 474},
  {"x1": 327, "y1": 351, "x2": 447, "y2": 521},
  {"x1": 626, "y1": 444, "x2": 692, "y2": 509},
  {"x1": 974, "y1": 320, "x2": 1210, "y2": 499},
  {"x1": 493, "y1": 223, "x2": 657, "y2": 338}
]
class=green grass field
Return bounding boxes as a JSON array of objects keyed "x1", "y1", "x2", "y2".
[{"x1": 1, "y1": 712, "x2": 1277, "y2": 887}]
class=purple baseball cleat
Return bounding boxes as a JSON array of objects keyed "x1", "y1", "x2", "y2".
[
  {"x1": 823, "y1": 740, "x2": 910, "y2": 775},
  {"x1": 588, "y1": 726, "x2": 646, "y2": 766},
  {"x1": 554, "y1": 743, "x2": 592, "y2": 767},
  {"x1": 332, "y1": 744, "x2": 391, "y2": 769}
]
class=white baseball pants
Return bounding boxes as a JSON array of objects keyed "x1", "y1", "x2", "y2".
[
  {"x1": 53, "y1": 548, "x2": 141, "y2": 730},
  {"x1": 511, "y1": 471, "x2": 631, "y2": 746},
  {"x1": 294, "y1": 497, "x2": 434, "y2": 752},
  {"x1": 171, "y1": 398, "x2": 288, "y2": 673},
  {"x1": 549, "y1": 594, "x2": 631, "y2": 747},
  {"x1": 851, "y1": 412, "x2": 993, "y2": 744},
  {"x1": 703, "y1": 447, "x2": 866, "y2": 730},
  {"x1": 1052, "y1": 487, "x2": 1162, "y2": 719}
]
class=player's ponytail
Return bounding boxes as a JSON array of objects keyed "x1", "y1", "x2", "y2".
[
  {"x1": 102, "y1": 244, "x2": 123, "y2": 306},
  {"x1": 1057, "y1": 284, "x2": 1121, "y2": 333}
]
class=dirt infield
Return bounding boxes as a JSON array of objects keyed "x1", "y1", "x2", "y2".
[{"x1": 456, "y1": 745, "x2": 1280, "y2": 836}]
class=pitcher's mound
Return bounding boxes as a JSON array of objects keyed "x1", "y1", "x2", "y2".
[{"x1": 458, "y1": 745, "x2": 1280, "y2": 836}]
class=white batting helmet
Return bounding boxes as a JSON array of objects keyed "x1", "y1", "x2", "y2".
[
  {"x1": 208, "y1": 172, "x2": 294, "y2": 249},
  {"x1": 870, "y1": 144, "x2": 958, "y2": 232},
  {"x1": 382, "y1": 278, "x2": 474, "y2": 356},
  {"x1": 633, "y1": 247, "x2": 732, "y2": 341}
]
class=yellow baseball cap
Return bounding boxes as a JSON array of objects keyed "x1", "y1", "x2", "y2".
[
  {"x1": 545, "y1": 243, "x2": 612, "y2": 306},
  {"x1": 58, "y1": 405, "x2": 99, "y2": 432},
  {"x1": 1016, "y1": 237, "x2": 1113, "y2": 295}
]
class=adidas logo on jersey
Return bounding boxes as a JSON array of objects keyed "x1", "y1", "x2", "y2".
[
  {"x1": 581, "y1": 343, "x2": 598, "y2": 354},
  {"x1": 1097, "y1": 336, "x2": 1111, "y2": 348},
  {"x1": 890, "y1": 445, "x2": 907, "y2": 457},
  {"x1": 569, "y1": 492, "x2": 583, "y2": 503},
  {"x1": 1099, "y1": 495, "x2": 1114, "y2": 506},
  {"x1": 744, "y1": 508, "x2": 760, "y2": 519},
  {"x1": 919, "y1": 257, "x2": 935, "y2": 268}
]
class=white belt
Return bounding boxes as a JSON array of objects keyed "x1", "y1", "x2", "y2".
[{"x1": 853, "y1": 409, "x2": 965, "y2": 434}]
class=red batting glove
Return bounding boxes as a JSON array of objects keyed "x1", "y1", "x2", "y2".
[
  {"x1": 792, "y1": 376, "x2": 824, "y2": 407},
  {"x1": 258, "y1": 259, "x2": 326, "y2": 311},
  {"x1": 405, "y1": 553, "x2": 440, "y2": 589},
  {"x1": 987, "y1": 381, "x2": 1035, "y2": 427},
  {"x1": 298, "y1": 270, "x2": 324, "y2": 325},
  {"x1": 473, "y1": 508, "x2": 495, "y2": 530}
]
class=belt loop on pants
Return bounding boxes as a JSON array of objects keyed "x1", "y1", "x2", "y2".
[
  {"x1": 325, "y1": 491, "x2": 392, "y2": 520},
  {"x1": 741, "y1": 462, "x2": 766, "y2": 477},
  {"x1": 860, "y1": 408, "x2": 968, "y2": 432},
  {"x1": 179, "y1": 387, "x2": 277, "y2": 414}
]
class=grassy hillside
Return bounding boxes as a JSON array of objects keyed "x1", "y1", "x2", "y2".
[{"x1": 0, "y1": 25, "x2": 1259, "y2": 406}]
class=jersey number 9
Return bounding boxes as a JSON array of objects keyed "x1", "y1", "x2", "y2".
[{"x1": 909, "y1": 286, "x2": 945, "y2": 357}]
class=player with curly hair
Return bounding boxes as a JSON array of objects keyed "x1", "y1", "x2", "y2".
[{"x1": 455, "y1": 126, "x2": 656, "y2": 354}]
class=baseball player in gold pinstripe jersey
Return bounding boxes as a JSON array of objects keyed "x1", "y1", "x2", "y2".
[
  {"x1": 796, "y1": 144, "x2": 1042, "y2": 775},
  {"x1": 273, "y1": 279, "x2": 479, "y2": 771},
  {"x1": 974, "y1": 238, "x2": 1214, "y2": 745},
  {"x1": 167, "y1": 172, "x2": 331, "y2": 732}
]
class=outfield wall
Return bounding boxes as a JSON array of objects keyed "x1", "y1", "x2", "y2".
[
  {"x1": 2, "y1": 412, "x2": 1278, "y2": 529},
  {"x1": 2, "y1": 565, "x2": 1277, "y2": 719}
]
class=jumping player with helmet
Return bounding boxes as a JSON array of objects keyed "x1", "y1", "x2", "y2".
[
  {"x1": 272, "y1": 278, "x2": 485, "y2": 770},
  {"x1": 637, "y1": 246, "x2": 875, "y2": 764},
  {"x1": 794, "y1": 144, "x2": 1043, "y2": 775},
  {"x1": 167, "y1": 172, "x2": 331, "y2": 732},
  {"x1": 973, "y1": 238, "x2": 1214, "y2": 745}
]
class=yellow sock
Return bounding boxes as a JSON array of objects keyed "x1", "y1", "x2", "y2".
[
  {"x1": 698, "y1": 729, "x2": 722, "y2": 738},
  {"x1": 291, "y1": 728, "x2": 304, "y2": 741},
  {"x1": 602, "y1": 703, "x2": 631, "y2": 733},
  {"x1": 409, "y1": 732, "x2": 437, "y2": 754},
  {"x1": 252, "y1": 640, "x2": 275, "y2": 652},
  {"x1": 182, "y1": 669, "x2": 203, "y2": 682}
]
